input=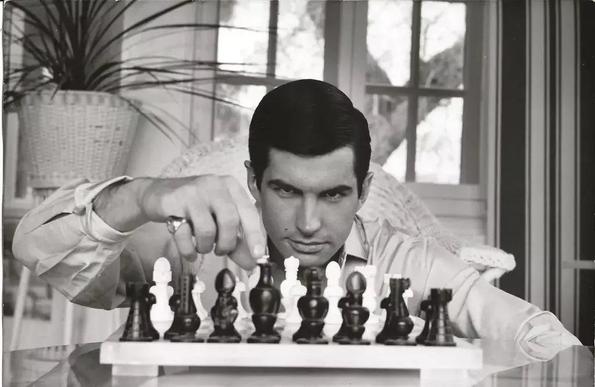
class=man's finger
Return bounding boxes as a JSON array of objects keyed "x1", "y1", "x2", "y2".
[
  {"x1": 210, "y1": 195, "x2": 240, "y2": 255},
  {"x1": 189, "y1": 207, "x2": 217, "y2": 254},
  {"x1": 227, "y1": 180, "x2": 266, "y2": 259},
  {"x1": 172, "y1": 221, "x2": 197, "y2": 261}
]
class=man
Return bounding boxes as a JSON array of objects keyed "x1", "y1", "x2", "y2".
[{"x1": 13, "y1": 79, "x2": 579, "y2": 359}]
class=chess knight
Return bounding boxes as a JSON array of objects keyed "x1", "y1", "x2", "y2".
[{"x1": 13, "y1": 79, "x2": 580, "y2": 357}]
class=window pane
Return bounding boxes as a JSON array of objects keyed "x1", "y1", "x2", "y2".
[
  {"x1": 419, "y1": 1, "x2": 466, "y2": 89},
  {"x1": 364, "y1": 93, "x2": 408, "y2": 182},
  {"x1": 415, "y1": 97, "x2": 463, "y2": 184},
  {"x1": 213, "y1": 84, "x2": 266, "y2": 141},
  {"x1": 366, "y1": 0, "x2": 413, "y2": 86},
  {"x1": 276, "y1": 1, "x2": 325, "y2": 79},
  {"x1": 217, "y1": 1, "x2": 269, "y2": 74}
]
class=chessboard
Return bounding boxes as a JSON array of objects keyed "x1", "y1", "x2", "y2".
[
  {"x1": 100, "y1": 319, "x2": 483, "y2": 376},
  {"x1": 100, "y1": 259, "x2": 483, "y2": 377}
]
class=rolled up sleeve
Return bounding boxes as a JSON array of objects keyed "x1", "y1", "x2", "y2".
[
  {"x1": 365, "y1": 219, "x2": 580, "y2": 352},
  {"x1": 12, "y1": 177, "x2": 146, "y2": 309}
]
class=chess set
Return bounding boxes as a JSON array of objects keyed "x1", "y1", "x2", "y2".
[{"x1": 100, "y1": 257, "x2": 482, "y2": 376}]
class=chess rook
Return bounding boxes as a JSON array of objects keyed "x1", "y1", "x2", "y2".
[
  {"x1": 376, "y1": 277, "x2": 415, "y2": 345},
  {"x1": 120, "y1": 282, "x2": 159, "y2": 342},
  {"x1": 420, "y1": 288, "x2": 456, "y2": 346},
  {"x1": 248, "y1": 262, "x2": 281, "y2": 343},
  {"x1": 292, "y1": 267, "x2": 329, "y2": 344},
  {"x1": 207, "y1": 269, "x2": 242, "y2": 343}
]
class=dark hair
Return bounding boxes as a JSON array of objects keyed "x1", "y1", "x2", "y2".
[{"x1": 248, "y1": 79, "x2": 371, "y2": 194}]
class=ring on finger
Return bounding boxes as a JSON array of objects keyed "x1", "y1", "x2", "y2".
[{"x1": 166, "y1": 216, "x2": 193, "y2": 235}]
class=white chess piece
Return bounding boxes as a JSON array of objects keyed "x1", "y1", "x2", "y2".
[
  {"x1": 285, "y1": 281, "x2": 306, "y2": 325},
  {"x1": 232, "y1": 275, "x2": 249, "y2": 327},
  {"x1": 323, "y1": 261, "x2": 343, "y2": 337},
  {"x1": 355, "y1": 265, "x2": 379, "y2": 342},
  {"x1": 323, "y1": 261, "x2": 343, "y2": 324},
  {"x1": 356, "y1": 265, "x2": 379, "y2": 324},
  {"x1": 192, "y1": 275, "x2": 209, "y2": 321},
  {"x1": 279, "y1": 256, "x2": 300, "y2": 319},
  {"x1": 149, "y1": 257, "x2": 174, "y2": 338}
]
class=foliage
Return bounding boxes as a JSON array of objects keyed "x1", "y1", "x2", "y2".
[{"x1": 2, "y1": 0, "x2": 261, "y2": 142}]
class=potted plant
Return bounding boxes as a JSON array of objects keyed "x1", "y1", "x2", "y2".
[{"x1": 3, "y1": 0, "x2": 249, "y2": 189}]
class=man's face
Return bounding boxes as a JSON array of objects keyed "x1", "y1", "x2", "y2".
[{"x1": 247, "y1": 146, "x2": 371, "y2": 267}]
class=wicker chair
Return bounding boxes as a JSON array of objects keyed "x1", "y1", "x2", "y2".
[{"x1": 161, "y1": 136, "x2": 515, "y2": 282}]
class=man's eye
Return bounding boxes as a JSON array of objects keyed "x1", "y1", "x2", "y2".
[
  {"x1": 325, "y1": 192, "x2": 343, "y2": 202},
  {"x1": 275, "y1": 187, "x2": 296, "y2": 196}
]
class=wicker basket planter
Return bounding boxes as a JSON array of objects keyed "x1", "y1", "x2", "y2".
[{"x1": 17, "y1": 90, "x2": 139, "y2": 188}]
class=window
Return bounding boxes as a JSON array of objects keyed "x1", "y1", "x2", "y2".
[
  {"x1": 365, "y1": 0, "x2": 482, "y2": 184},
  {"x1": 213, "y1": 0, "x2": 326, "y2": 140}
]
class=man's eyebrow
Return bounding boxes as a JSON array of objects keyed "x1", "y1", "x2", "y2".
[
  {"x1": 267, "y1": 179, "x2": 303, "y2": 193},
  {"x1": 267, "y1": 180, "x2": 352, "y2": 195},
  {"x1": 320, "y1": 185, "x2": 353, "y2": 195}
]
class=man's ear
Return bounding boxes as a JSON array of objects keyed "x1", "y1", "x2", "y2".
[
  {"x1": 356, "y1": 171, "x2": 374, "y2": 211},
  {"x1": 244, "y1": 160, "x2": 261, "y2": 203}
]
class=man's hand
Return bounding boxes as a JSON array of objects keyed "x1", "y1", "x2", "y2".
[{"x1": 93, "y1": 175, "x2": 265, "y2": 270}]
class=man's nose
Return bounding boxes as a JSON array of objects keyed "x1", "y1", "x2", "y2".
[{"x1": 296, "y1": 197, "x2": 322, "y2": 236}]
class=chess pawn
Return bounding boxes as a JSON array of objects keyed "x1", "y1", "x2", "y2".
[
  {"x1": 285, "y1": 281, "x2": 307, "y2": 324},
  {"x1": 120, "y1": 282, "x2": 159, "y2": 342},
  {"x1": 279, "y1": 256, "x2": 300, "y2": 319},
  {"x1": 323, "y1": 262, "x2": 343, "y2": 337},
  {"x1": 192, "y1": 275, "x2": 209, "y2": 321},
  {"x1": 149, "y1": 258, "x2": 174, "y2": 338},
  {"x1": 232, "y1": 276, "x2": 250, "y2": 325},
  {"x1": 357, "y1": 265, "x2": 379, "y2": 325},
  {"x1": 292, "y1": 267, "x2": 329, "y2": 344},
  {"x1": 248, "y1": 262, "x2": 281, "y2": 343},
  {"x1": 165, "y1": 274, "x2": 204, "y2": 342},
  {"x1": 208, "y1": 269, "x2": 242, "y2": 343},
  {"x1": 376, "y1": 278, "x2": 415, "y2": 345},
  {"x1": 423, "y1": 288, "x2": 456, "y2": 346},
  {"x1": 333, "y1": 271, "x2": 370, "y2": 345}
]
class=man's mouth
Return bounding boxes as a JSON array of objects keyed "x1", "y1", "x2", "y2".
[{"x1": 287, "y1": 239, "x2": 326, "y2": 254}]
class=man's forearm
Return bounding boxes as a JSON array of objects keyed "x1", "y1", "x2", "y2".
[{"x1": 93, "y1": 177, "x2": 154, "y2": 232}]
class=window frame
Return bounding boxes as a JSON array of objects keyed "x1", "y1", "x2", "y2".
[{"x1": 364, "y1": 0, "x2": 484, "y2": 185}]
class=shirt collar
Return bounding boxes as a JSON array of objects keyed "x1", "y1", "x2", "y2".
[{"x1": 341, "y1": 215, "x2": 369, "y2": 266}]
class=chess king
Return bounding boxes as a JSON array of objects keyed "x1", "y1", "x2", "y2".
[{"x1": 13, "y1": 79, "x2": 579, "y2": 358}]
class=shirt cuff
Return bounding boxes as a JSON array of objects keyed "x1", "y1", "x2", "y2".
[
  {"x1": 73, "y1": 176, "x2": 132, "y2": 214},
  {"x1": 74, "y1": 176, "x2": 135, "y2": 243},
  {"x1": 514, "y1": 311, "x2": 582, "y2": 361}
]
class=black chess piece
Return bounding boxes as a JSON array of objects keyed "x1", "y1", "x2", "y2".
[
  {"x1": 292, "y1": 267, "x2": 329, "y2": 344},
  {"x1": 120, "y1": 282, "x2": 159, "y2": 341},
  {"x1": 416, "y1": 288, "x2": 456, "y2": 346},
  {"x1": 165, "y1": 274, "x2": 204, "y2": 342},
  {"x1": 248, "y1": 261, "x2": 281, "y2": 343},
  {"x1": 334, "y1": 271, "x2": 370, "y2": 345},
  {"x1": 376, "y1": 278, "x2": 416, "y2": 345},
  {"x1": 331, "y1": 293, "x2": 353, "y2": 343},
  {"x1": 208, "y1": 269, "x2": 242, "y2": 343},
  {"x1": 424, "y1": 288, "x2": 456, "y2": 346},
  {"x1": 415, "y1": 298, "x2": 432, "y2": 344}
]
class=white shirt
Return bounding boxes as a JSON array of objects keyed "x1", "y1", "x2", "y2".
[{"x1": 12, "y1": 177, "x2": 581, "y2": 360}]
